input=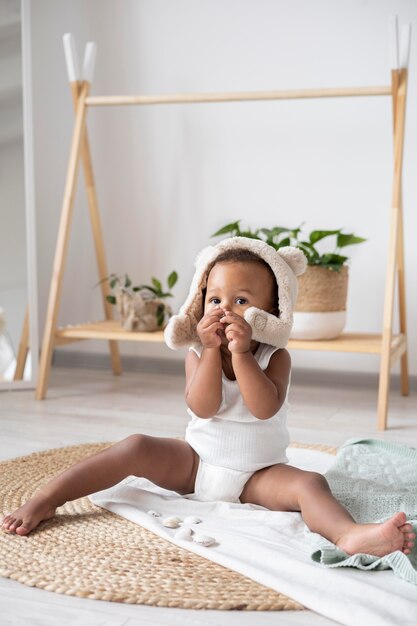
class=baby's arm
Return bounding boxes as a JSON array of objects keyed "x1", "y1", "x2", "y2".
[
  {"x1": 232, "y1": 348, "x2": 291, "y2": 420},
  {"x1": 184, "y1": 309, "x2": 224, "y2": 418}
]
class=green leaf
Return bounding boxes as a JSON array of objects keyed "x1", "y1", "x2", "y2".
[
  {"x1": 267, "y1": 241, "x2": 280, "y2": 250},
  {"x1": 260, "y1": 226, "x2": 292, "y2": 238},
  {"x1": 137, "y1": 284, "x2": 159, "y2": 296},
  {"x1": 167, "y1": 271, "x2": 178, "y2": 289},
  {"x1": 106, "y1": 295, "x2": 116, "y2": 305},
  {"x1": 211, "y1": 221, "x2": 241, "y2": 237},
  {"x1": 319, "y1": 253, "x2": 348, "y2": 266},
  {"x1": 239, "y1": 230, "x2": 261, "y2": 239},
  {"x1": 297, "y1": 241, "x2": 319, "y2": 260},
  {"x1": 289, "y1": 226, "x2": 303, "y2": 240},
  {"x1": 124, "y1": 274, "x2": 132, "y2": 288},
  {"x1": 156, "y1": 304, "x2": 165, "y2": 327},
  {"x1": 275, "y1": 237, "x2": 291, "y2": 248},
  {"x1": 110, "y1": 277, "x2": 118, "y2": 289},
  {"x1": 259, "y1": 229, "x2": 275, "y2": 246},
  {"x1": 298, "y1": 240, "x2": 317, "y2": 252},
  {"x1": 152, "y1": 277, "x2": 162, "y2": 292},
  {"x1": 309, "y1": 229, "x2": 341, "y2": 244},
  {"x1": 337, "y1": 233, "x2": 367, "y2": 248}
]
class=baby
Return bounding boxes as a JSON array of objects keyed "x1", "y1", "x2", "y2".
[{"x1": 1, "y1": 237, "x2": 415, "y2": 559}]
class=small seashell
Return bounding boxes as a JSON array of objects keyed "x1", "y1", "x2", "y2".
[
  {"x1": 162, "y1": 516, "x2": 182, "y2": 528},
  {"x1": 192, "y1": 533, "x2": 216, "y2": 547},
  {"x1": 174, "y1": 527, "x2": 193, "y2": 541},
  {"x1": 147, "y1": 510, "x2": 161, "y2": 517},
  {"x1": 183, "y1": 515, "x2": 202, "y2": 525}
]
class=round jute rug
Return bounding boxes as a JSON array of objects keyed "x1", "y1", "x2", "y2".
[{"x1": 0, "y1": 442, "x2": 336, "y2": 610}]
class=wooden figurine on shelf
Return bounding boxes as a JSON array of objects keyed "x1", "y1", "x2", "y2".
[{"x1": 104, "y1": 272, "x2": 178, "y2": 332}]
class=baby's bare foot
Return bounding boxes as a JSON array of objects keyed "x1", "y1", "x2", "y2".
[
  {"x1": 337, "y1": 512, "x2": 415, "y2": 557},
  {"x1": 1, "y1": 496, "x2": 57, "y2": 536}
]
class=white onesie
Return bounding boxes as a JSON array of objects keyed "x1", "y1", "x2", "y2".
[{"x1": 185, "y1": 343, "x2": 290, "y2": 502}]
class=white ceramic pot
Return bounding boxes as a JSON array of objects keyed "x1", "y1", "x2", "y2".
[{"x1": 290, "y1": 311, "x2": 347, "y2": 340}]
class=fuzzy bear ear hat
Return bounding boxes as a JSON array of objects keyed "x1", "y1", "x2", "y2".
[{"x1": 164, "y1": 236, "x2": 307, "y2": 350}]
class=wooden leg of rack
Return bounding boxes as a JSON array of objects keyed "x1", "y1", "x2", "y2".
[
  {"x1": 377, "y1": 201, "x2": 398, "y2": 430},
  {"x1": 36, "y1": 83, "x2": 89, "y2": 400},
  {"x1": 397, "y1": 200, "x2": 409, "y2": 396},
  {"x1": 377, "y1": 347, "x2": 391, "y2": 431},
  {"x1": 376, "y1": 69, "x2": 408, "y2": 428},
  {"x1": 13, "y1": 308, "x2": 29, "y2": 380},
  {"x1": 71, "y1": 82, "x2": 122, "y2": 376},
  {"x1": 81, "y1": 136, "x2": 122, "y2": 375},
  {"x1": 391, "y1": 69, "x2": 409, "y2": 398}
]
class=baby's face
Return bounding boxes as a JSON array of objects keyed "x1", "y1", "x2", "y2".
[{"x1": 204, "y1": 261, "x2": 275, "y2": 318}]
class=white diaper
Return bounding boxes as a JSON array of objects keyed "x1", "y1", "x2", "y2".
[{"x1": 188, "y1": 459, "x2": 254, "y2": 503}]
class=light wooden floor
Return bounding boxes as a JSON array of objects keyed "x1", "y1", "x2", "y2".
[{"x1": 1, "y1": 365, "x2": 416, "y2": 626}]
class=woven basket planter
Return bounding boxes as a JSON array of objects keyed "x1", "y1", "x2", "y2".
[{"x1": 291, "y1": 266, "x2": 348, "y2": 340}]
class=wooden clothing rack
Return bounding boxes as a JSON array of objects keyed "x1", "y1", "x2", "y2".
[{"x1": 36, "y1": 18, "x2": 411, "y2": 431}]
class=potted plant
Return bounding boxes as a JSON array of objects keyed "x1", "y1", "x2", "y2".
[
  {"x1": 100, "y1": 271, "x2": 178, "y2": 332},
  {"x1": 212, "y1": 221, "x2": 366, "y2": 340}
]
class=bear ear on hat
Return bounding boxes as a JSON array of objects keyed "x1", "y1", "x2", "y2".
[{"x1": 277, "y1": 246, "x2": 307, "y2": 277}]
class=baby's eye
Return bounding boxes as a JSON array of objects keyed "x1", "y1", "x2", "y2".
[
  {"x1": 210, "y1": 298, "x2": 221, "y2": 305},
  {"x1": 235, "y1": 297, "x2": 248, "y2": 305}
]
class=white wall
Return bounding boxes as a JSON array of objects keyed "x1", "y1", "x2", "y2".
[{"x1": 30, "y1": 0, "x2": 417, "y2": 375}]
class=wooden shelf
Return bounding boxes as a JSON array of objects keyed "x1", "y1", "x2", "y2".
[
  {"x1": 54, "y1": 320, "x2": 165, "y2": 344},
  {"x1": 54, "y1": 321, "x2": 406, "y2": 364},
  {"x1": 288, "y1": 333, "x2": 406, "y2": 360}
]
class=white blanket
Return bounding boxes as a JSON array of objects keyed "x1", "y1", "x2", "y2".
[{"x1": 89, "y1": 448, "x2": 417, "y2": 626}]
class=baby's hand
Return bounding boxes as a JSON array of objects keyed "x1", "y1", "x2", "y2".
[
  {"x1": 196, "y1": 307, "x2": 225, "y2": 348},
  {"x1": 220, "y1": 311, "x2": 252, "y2": 353}
]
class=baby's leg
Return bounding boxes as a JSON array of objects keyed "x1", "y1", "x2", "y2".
[
  {"x1": 240, "y1": 464, "x2": 415, "y2": 557},
  {"x1": 2, "y1": 435, "x2": 199, "y2": 536}
]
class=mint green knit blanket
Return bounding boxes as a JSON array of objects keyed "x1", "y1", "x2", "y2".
[{"x1": 309, "y1": 438, "x2": 417, "y2": 584}]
